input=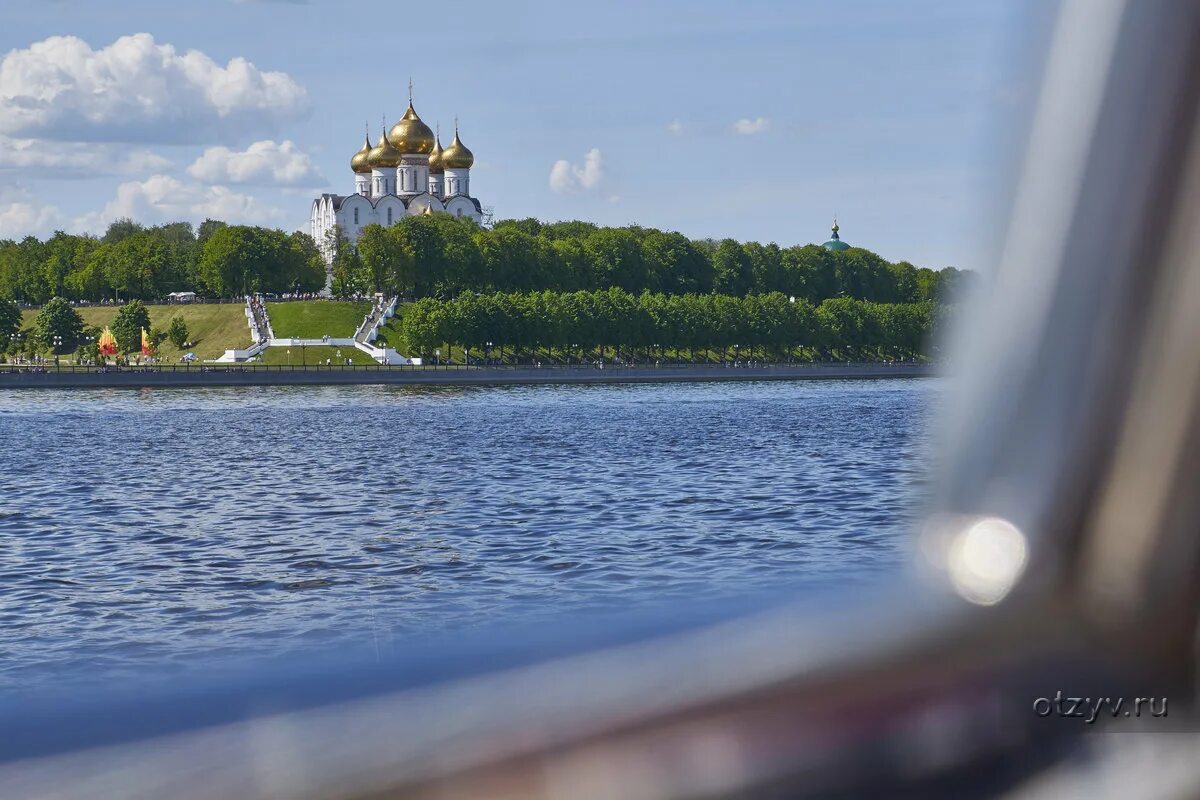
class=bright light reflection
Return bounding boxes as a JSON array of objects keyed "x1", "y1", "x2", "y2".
[{"x1": 947, "y1": 517, "x2": 1028, "y2": 605}]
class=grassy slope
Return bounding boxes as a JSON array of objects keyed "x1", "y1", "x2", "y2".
[
  {"x1": 20, "y1": 304, "x2": 250, "y2": 360},
  {"x1": 267, "y1": 301, "x2": 370, "y2": 340},
  {"x1": 372, "y1": 315, "x2": 406, "y2": 351},
  {"x1": 256, "y1": 345, "x2": 378, "y2": 366}
]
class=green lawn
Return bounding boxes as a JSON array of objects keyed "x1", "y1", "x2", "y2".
[
  {"x1": 266, "y1": 301, "x2": 370, "y2": 339},
  {"x1": 372, "y1": 315, "x2": 405, "y2": 350},
  {"x1": 256, "y1": 345, "x2": 379, "y2": 366},
  {"x1": 20, "y1": 303, "x2": 251, "y2": 361}
]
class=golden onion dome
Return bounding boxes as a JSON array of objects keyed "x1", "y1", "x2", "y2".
[
  {"x1": 351, "y1": 133, "x2": 372, "y2": 174},
  {"x1": 428, "y1": 135, "x2": 445, "y2": 174},
  {"x1": 388, "y1": 103, "x2": 436, "y2": 155},
  {"x1": 441, "y1": 128, "x2": 474, "y2": 169},
  {"x1": 367, "y1": 129, "x2": 401, "y2": 168}
]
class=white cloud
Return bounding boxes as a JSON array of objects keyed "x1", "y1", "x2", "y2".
[
  {"x1": 0, "y1": 33, "x2": 309, "y2": 144},
  {"x1": 0, "y1": 186, "x2": 63, "y2": 238},
  {"x1": 733, "y1": 117, "x2": 770, "y2": 135},
  {"x1": 667, "y1": 120, "x2": 685, "y2": 136},
  {"x1": 188, "y1": 139, "x2": 323, "y2": 186},
  {"x1": 0, "y1": 135, "x2": 171, "y2": 175},
  {"x1": 548, "y1": 161, "x2": 573, "y2": 193},
  {"x1": 72, "y1": 174, "x2": 284, "y2": 233},
  {"x1": 549, "y1": 148, "x2": 604, "y2": 193},
  {"x1": 0, "y1": 202, "x2": 62, "y2": 238}
]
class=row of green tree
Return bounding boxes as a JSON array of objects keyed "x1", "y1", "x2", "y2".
[
  {"x1": 333, "y1": 216, "x2": 970, "y2": 305},
  {"x1": 398, "y1": 289, "x2": 947, "y2": 362},
  {"x1": 0, "y1": 297, "x2": 189, "y2": 358},
  {"x1": 0, "y1": 219, "x2": 327, "y2": 303},
  {"x1": 2, "y1": 214, "x2": 971, "y2": 308}
]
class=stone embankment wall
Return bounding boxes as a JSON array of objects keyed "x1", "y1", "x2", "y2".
[{"x1": 0, "y1": 363, "x2": 935, "y2": 389}]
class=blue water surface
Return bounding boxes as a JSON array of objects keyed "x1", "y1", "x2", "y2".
[{"x1": 0, "y1": 379, "x2": 938, "y2": 691}]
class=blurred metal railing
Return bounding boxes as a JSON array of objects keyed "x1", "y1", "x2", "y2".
[{"x1": 3, "y1": 0, "x2": 1200, "y2": 797}]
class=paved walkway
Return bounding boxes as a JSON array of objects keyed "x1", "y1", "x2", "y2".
[
  {"x1": 247, "y1": 295, "x2": 273, "y2": 343},
  {"x1": 354, "y1": 297, "x2": 393, "y2": 344}
]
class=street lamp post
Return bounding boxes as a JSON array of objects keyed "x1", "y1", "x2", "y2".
[{"x1": 52, "y1": 335, "x2": 62, "y2": 367}]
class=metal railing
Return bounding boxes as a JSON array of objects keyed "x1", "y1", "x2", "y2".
[{"x1": 0, "y1": 361, "x2": 931, "y2": 375}]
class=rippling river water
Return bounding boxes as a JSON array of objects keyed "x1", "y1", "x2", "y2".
[{"x1": 0, "y1": 379, "x2": 937, "y2": 691}]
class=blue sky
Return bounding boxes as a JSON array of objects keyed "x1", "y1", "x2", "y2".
[{"x1": 0, "y1": 0, "x2": 1038, "y2": 270}]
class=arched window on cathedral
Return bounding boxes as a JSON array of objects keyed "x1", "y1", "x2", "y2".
[
  {"x1": 387, "y1": 207, "x2": 393, "y2": 225},
  {"x1": 354, "y1": 208, "x2": 359, "y2": 225}
]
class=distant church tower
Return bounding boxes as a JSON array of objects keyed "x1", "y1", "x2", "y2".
[
  {"x1": 441, "y1": 119, "x2": 475, "y2": 199},
  {"x1": 350, "y1": 128, "x2": 371, "y2": 197},
  {"x1": 391, "y1": 82, "x2": 434, "y2": 198},
  {"x1": 428, "y1": 127, "x2": 445, "y2": 198},
  {"x1": 823, "y1": 218, "x2": 851, "y2": 251},
  {"x1": 367, "y1": 121, "x2": 401, "y2": 198}
]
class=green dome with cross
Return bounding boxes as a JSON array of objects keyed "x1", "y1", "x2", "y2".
[{"x1": 822, "y1": 219, "x2": 850, "y2": 251}]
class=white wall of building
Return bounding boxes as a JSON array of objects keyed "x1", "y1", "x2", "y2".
[
  {"x1": 375, "y1": 195, "x2": 405, "y2": 228},
  {"x1": 443, "y1": 195, "x2": 480, "y2": 222},
  {"x1": 397, "y1": 155, "x2": 429, "y2": 196},
  {"x1": 370, "y1": 168, "x2": 396, "y2": 198},
  {"x1": 443, "y1": 167, "x2": 469, "y2": 197}
]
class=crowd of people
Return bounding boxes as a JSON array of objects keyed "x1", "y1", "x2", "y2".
[
  {"x1": 247, "y1": 295, "x2": 273, "y2": 343},
  {"x1": 355, "y1": 295, "x2": 389, "y2": 341},
  {"x1": 261, "y1": 291, "x2": 324, "y2": 301}
]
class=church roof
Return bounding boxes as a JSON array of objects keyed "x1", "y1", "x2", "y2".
[
  {"x1": 314, "y1": 193, "x2": 346, "y2": 210},
  {"x1": 389, "y1": 102, "x2": 436, "y2": 155},
  {"x1": 441, "y1": 123, "x2": 474, "y2": 169},
  {"x1": 367, "y1": 129, "x2": 402, "y2": 168},
  {"x1": 822, "y1": 220, "x2": 850, "y2": 251},
  {"x1": 351, "y1": 132, "x2": 372, "y2": 174}
]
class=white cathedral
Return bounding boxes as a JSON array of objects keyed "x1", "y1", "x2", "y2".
[{"x1": 310, "y1": 92, "x2": 483, "y2": 263}]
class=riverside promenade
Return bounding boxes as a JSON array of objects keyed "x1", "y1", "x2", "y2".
[{"x1": 0, "y1": 362, "x2": 934, "y2": 389}]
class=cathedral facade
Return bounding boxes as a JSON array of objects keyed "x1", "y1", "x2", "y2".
[{"x1": 310, "y1": 95, "x2": 482, "y2": 263}]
